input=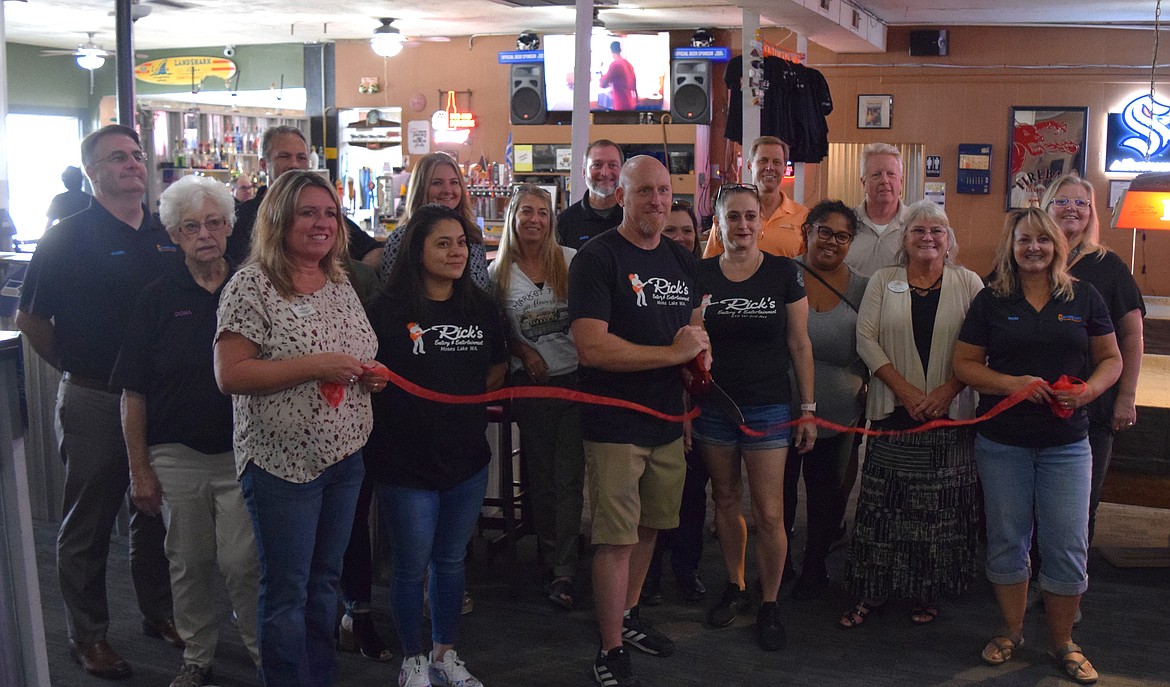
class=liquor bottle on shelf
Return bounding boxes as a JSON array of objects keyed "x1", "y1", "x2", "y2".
[{"x1": 235, "y1": 127, "x2": 243, "y2": 154}]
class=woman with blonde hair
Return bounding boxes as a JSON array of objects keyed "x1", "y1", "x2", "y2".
[
  {"x1": 1041, "y1": 175, "x2": 1144, "y2": 542},
  {"x1": 489, "y1": 184, "x2": 585, "y2": 609},
  {"x1": 379, "y1": 152, "x2": 489, "y2": 289},
  {"x1": 215, "y1": 170, "x2": 384, "y2": 686},
  {"x1": 954, "y1": 207, "x2": 1121, "y2": 684}
]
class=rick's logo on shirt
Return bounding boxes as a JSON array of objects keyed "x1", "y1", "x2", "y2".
[
  {"x1": 702, "y1": 296, "x2": 778, "y2": 320},
  {"x1": 406, "y1": 321, "x2": 485, "y2": 355},
  {"x1": 628, "y1": 273, "x2": 691, "y2": 307}
]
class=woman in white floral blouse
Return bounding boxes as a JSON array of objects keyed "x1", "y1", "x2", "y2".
[{"x1": 214, "y1": 170, "x2": 385, "y2": 687}]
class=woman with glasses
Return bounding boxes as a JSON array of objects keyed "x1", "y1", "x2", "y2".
[
  {"x1": 839, "y1": 200, "x2": 983, "y2": 630},
  {"x1": 113, "y1": 175, "x2": 260, "y2": 686},
  {"x1": 489, "y1": 185, "x2": 586, "y2": 610},
  {"x1": 1041, "y1": 175, "x2": 1144, "y2": 544},
  {"x1": 697, "y1": 184, "x2": 815, "y2": 651},
  {"x1": 783, "y1": 200, "x2": 869, "y2": 602},
  {"x1": 954, "y1": 208, "x2": 1120, "y2": 684},
  {"x1": 215, "y1": 171, "x2": 381, "y2": 686},
  {"x1": 643, "y1": 200, "x2": 711, "y2": 606}
]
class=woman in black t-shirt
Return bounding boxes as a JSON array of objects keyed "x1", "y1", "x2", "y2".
[
  {"x1": 695, "y1": 184, "x2": 815, "y2": 651},
  {"x1": 1041, "y1": 175, "x2": 1144, "y2": 541},
  {"x1": 955, "y1": 208, "x2": 1120, "y2": 684},
  {"x1": 365, "y1": 204, "x2": 507, "y2": 687}
]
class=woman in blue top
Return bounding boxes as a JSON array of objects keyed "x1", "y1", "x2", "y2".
[
  {"x1": 954, "y1": 207, "x2": 1120, "y2": 684},
  {"x1": 696, "y1": 183, "x2": 816, "y2": 651}
]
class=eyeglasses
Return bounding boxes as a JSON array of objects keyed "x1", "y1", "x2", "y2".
[
  {"x1": 715, "y1": 183, "x2": 758, "y2": 205},
  {"x1": 908, "y1": 226, "x2": 948, "y2": 238},
  {"x1": 96, "y1": 150, "x2": 145, "y2": 165},
  {"x1": 177, "y1": 217, "x2": 229, "y2": 236},
  {"x1": 1048, "y1": 198, "x2": 1091, "y2": 209},
  {"x1": 810, "y1": 224, "x2": 854, "y2": 245}
]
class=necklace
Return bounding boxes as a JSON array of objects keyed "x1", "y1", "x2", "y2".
[
  {"x1": 720, "y1": 250, "x2": 763, "y2": 280},
  {"x1": 908, "y1": 272, "x2": 942, "y2": 296}
]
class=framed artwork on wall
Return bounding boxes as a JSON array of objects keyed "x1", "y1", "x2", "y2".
[
  {"x1": 857, "y1": 94, "x2": 893, "y2": 129},
  {"x1": 1006, "y1": 106, "x2": 1088, "y2": 210},
  {"x1": 1108, "y1": 179, "x2": 1132, "y2": 209}
]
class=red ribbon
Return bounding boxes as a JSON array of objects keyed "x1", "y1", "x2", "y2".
[{"x1": 361, "y1": 363, "x2": 1087, "y2": 437}]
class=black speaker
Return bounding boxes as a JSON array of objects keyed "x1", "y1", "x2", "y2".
[
  {"x1": 670, "y1": 59, "x2": 710, "y2": 124},
  {"x1": 510, "y1": 64, "x2": 547, "y2": 125},
  {"x1": 909, "y1": 29, "x2": 949, "y2": 56}
]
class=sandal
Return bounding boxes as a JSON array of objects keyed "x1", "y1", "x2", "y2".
[
  {"x1": 910, "y1": 604, "x2": 938, "y2": 625},
  {"x1": 981, "y1": 634, "x2": 1024, "y2": 666},
  {"x1": 547, "y1": 577, "x2": 574, "y2": 610},
  {"x1": 837, "y1": 599, "x2": 885, "y2": 629},
  {"x1": 1048, "y1": 642, "x2": 1098, "y2": 684}
]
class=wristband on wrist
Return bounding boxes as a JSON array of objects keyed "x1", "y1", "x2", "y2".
[{"x1": 800, "y1": 402, "x2": 817, "y2": 412}]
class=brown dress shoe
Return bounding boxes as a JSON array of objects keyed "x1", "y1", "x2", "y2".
[
  {"x1": 68, "y1": 639, "x2": 132, "y2": 679},
  {"x1": 143, "y1": 617, "x2": 186, "y2": 650}
]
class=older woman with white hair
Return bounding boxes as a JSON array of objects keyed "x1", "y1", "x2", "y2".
[
  {"x1": 839, "y1": 200, "x2": 983, "y2": 630},
  {"x1": 112, "y1": 174, "x2": 260, "y2": 687}
]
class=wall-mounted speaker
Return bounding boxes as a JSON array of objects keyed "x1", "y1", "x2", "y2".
[
  {"x1": 909, "y1": 29, "x2": 949, "y2": 56},
  {"x1": 670, "y1": 60, "x2": 710, "y2": 124},
  {"x1": 510, "y1": 64, "x2": 547, "y2": 125}
]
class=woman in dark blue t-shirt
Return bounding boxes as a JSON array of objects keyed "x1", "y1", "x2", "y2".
[
  {"x1": 954, "y1": 208, "x2": 1120, "y2": 684},
  {"x1": 695, "y1": 184, "x2": 815, "y2": 651}
]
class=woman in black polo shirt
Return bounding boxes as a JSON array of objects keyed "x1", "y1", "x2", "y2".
[
  {"x1": 954, "y1": 207, "x2": 1121, "y2": 684},
  {"x1": 113, "y1": 175, "x2": 259, "y2": 686}
]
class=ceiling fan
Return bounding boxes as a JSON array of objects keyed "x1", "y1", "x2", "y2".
[
  {"x1": 369, "y1": 18, "x2": 450, "y2": 57},
  {"x1": 40, "y1": 33, "x2": 112, "y2": 71}
]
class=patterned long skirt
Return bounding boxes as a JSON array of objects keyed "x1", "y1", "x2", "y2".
[{"x1": 843, "y1": 426, "x2": 981, "y2": 602}]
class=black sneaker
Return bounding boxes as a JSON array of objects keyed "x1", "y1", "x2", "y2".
[
  {"x1": 756, "y1": 601, "x2": 786, "y2": 651},
  {"x1": 594, "y1": 646, "x2": 641, "y2": 687},
  {"x1": 621, "y1": 605, "x2": 674, "y2": 656},
  {"x1": 707, "y1": 583, "x2": 752, "y2": 628}
]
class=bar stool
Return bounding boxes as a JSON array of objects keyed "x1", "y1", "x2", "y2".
[{"x1": 479, "y1": 402, "x2": 533, "y2": 559}]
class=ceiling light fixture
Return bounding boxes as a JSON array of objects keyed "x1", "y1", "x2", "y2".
[
  {"x1": 76, "y1": 48, "x2": 106, "y2": 71},
  {"x1": 371, "y1": 18, "x2": 405, "y2": 58}
]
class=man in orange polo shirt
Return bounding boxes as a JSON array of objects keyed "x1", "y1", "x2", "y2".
[{"x1": 703, "y1": 136, "x2": 809, "y2": 258}]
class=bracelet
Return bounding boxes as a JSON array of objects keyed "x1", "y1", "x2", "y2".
[{"x1": 800, "y1": 402, "x2": 817, "y2": 412}]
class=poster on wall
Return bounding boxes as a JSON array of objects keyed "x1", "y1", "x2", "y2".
[{"x1": 1006, "y1": 106, "x2": 1088, "y2": 210}]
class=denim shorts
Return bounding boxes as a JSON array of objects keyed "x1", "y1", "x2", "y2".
[{"x1": 692, "y1": 402, "x2": 791, "y2": 450}]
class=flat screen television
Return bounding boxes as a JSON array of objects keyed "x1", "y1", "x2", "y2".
[{"x1": 543, "y1": 32, "x2": 671, "y2": 112}]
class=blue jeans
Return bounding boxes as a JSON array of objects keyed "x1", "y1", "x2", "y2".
[
  {"x1": 974, "y1": 435, "x2": 1090, "y2": 596},
  {"x1": 377, "y1": 467, "x2": 489, "y2": 656},
  {"x1": 692, "y1": 403, "x2": 791, "y2": 449},
  {"x1": 240, "y1": 452, "x2": 365, "y2": 687}
]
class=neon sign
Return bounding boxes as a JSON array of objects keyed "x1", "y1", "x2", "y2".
[
  {"x1": 1106, "y1": 94, "x2": 1170, "y2": 173},
  {"x1": 431, "y1": 91, "x2": 475, "y2": 145}
]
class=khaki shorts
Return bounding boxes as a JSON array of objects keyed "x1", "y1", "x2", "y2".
[{"x1": 585, "y1": 438, "x2": 686, "y2": 545}]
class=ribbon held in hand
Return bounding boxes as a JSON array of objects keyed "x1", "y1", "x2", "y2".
[
  {"x1": 1046, "y1": 374, "x2": 1087, "y2": 419},
  {"x1": 319, "y1": 362, "x2": 394, "y2": 408}
]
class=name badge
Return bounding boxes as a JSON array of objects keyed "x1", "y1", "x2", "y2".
[
  {"x1": 888, "y1": 280, "x2": 910, "y2": 294},
  {"x1": 292, "y1": 302, "x2": 317, "y2": 317}
]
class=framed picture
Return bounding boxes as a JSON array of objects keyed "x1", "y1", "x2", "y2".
[
  {"x1": 857, "y1": 94, "x2": 893, "y2": 129},
  {"x1": 1109, "y1": 179, "x2": 1132, "y2": 209},
  {"x1": 1006, "y1": 106, "x2": 1088, "y2": 210}
]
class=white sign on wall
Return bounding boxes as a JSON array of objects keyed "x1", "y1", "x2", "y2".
[{"x1": 407, "y1": 120, "x2": 431, "y2": 155}]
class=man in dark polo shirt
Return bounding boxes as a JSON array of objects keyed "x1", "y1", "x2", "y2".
[
  {"x1": 556, "y1": 139, "x2": 625, "y2": 249},
  {"x1": 225, "y1": 125, "x2": 382, "y2": 267},
  {"x1": 569, "y1": 155, "x2": 708, "y2": 687},
  {"x1": 17, "y1": 125, "x2": 184, "y2": 679}
]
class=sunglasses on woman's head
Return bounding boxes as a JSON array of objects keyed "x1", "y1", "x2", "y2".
[{"x1": 715, "y1": 183, "x2": 758, "y2": 205}]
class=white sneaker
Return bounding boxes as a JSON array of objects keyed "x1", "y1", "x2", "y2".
[
  {"x1": 400, "y1": 654, "x2": 432, "y2": 687},
  {"x1": 428, "y1": 648, "x2": 483, "y2": 687}
]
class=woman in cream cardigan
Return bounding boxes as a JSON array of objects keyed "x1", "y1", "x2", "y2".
[{"x1": 838, "y1": 200, "x2": 983, "y2": 629}]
